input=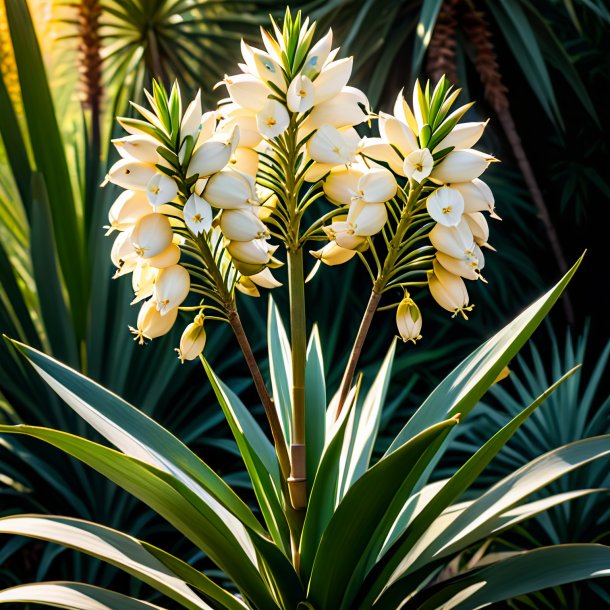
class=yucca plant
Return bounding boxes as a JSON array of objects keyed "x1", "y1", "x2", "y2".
[{"x1": 0, "y1": 9, "x2": 609, "y2": 608}]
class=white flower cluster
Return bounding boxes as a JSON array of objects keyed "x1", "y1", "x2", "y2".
[{"x1": 104, "y1": 85, "x2": 280, "y2": 359}]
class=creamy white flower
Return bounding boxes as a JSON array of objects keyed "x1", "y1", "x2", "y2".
[
  {"x1": 154, "y1": 264, "x2": 190, "y2": 315},
  {"x1": 354, "y1": 168, "x2": 397, "y2": 203},
  {"x1": 130, "y1": 299, "x2": 178, "y2": 344},
  {"x1": 323, "y1": 220, "x2": 367, "y2": 250},
  {"x1": 146, "y1": 243, "x2": 181, "y2": 269},
  {"x1": 218, "y1": 107, "x2": 262, "y2": 148},
  {"x1": 105, "y1": 159, "x2": 157, "y2": 190},
  {"x1": 220, "y1": 208, "x2": 269, "y2": 241},
  {"x1": 194, "y1": 111, "x2": 219, "y2": 148},
  {"x1": 436, "y1": 251, "x2": 483, "y2": 281},
  {"x1": 307, "y1": 125, "x2": 358, "y2": 165},
  {"x1": 227, "y1": 238, "x2": 274, "y2": 264},
  {"x1": 378, "y1": 111, "x2": 418, "y2": 156},
  {"x1": 403, "y1": 148, "x2": 434, "y2": 183},
  {"x1": 435, "y1": 121, "x2": 488, "y2": 152},
  {"x1": 249, "y1": 267, "x2": 282, "y2": 289},
  {"x1": 323, "y1": 165, "x2": 364, "y2": 205},
  {"x1": 146, "y1": 173, "x2": 178, "y2": 207},
  {"x1": 428, "y1": 261, "x2": 473, "y2": 319},
  {"x1": 302, "y1": 28, "x2": 333, "y2": 78},
  {"x1": 305, "y1": 86, "x2": 369, "y2": 130},
  {"x1": 131, "y1": 262, "x2": 157, "y2": 303},
  {"x1": 429, "y1": 218, "x2": 477, "y2": 259},
  {"x1": 360, "y1": 137, "x2": 404, "y2": 175},
  {"x1": 111, "y1": 230, "x2": 137, "y2": 271},
  {"x1": 180, "y1": 89, "x2": 202, "y2": 139},
  {"x1": 287, "y1": 74, "x2": 315, "y2": 113},
  {"x1": 430, "y1": 149, "x2": 496, "y2": 184},
  {"x1": 112, "y1": 135, "x2": 160, "y2": 164},
  {"x1": 347, "y1": 200, "x2": 387, "y2": 236},
  {"x1": 106, "y1": 190, "x2": 152, "y2": 234},
  {"x1": 396, "y1": 295, "x2": 422, "y2": 344},
  {"x1": 256, "y1": 99, "x2": 290, "y2": 139},
  {"x1": 312, "y1": 57, "x2": 353, "y2": 104},
  {"x1": 223, "y1": 73, "x2": 269, "y2": 111},
  {"x1": 131, "y1": 213, "x2": 174, "y2": 258},
  {"x1": 204, "y1": 169, "x2": 258, "y2": 209},
  {"x1": 464, "y1": 212, "x2": 492, "y2": 247},
  {"x1": 449, "y1": 178, "x2": 499, "y2": 218},
  {"x1": 183, "y1": 194, "x2": 213, "y2": 235},
  {"x1": 188, "y1": 135, "x2": 235, "y2": 178},
  {"x1": 241, "y1": 41, "x2": 286, "y2": 91},
  {"x1": 176, "y1": 316, "x2": 206, "y2": 362},
  {"x1": 310, "y1": 241, "x2": 358, "y2": 265},
  {"x1": 426, "y1": 186, "x2": 465, "y2": 227},
  {"x1": 392, "y1": 89, "x2": 419, "y2": 135},
  {"x1": 228, "y1": 147, "x2": 259, "y2": 177}
]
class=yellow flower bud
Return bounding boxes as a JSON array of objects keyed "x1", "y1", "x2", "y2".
[
  {"x1": 396, "y1": 295, "x2": 422, "y2": 344},
  {"x1": 130, "y1": 300, "x2": 178, "y2": 345},
  {"x1": 154, "y1": 264, "x2": 190, "y2": 315},
  {"x1": 176, "y1": 316, "x2": 206, "y2": 362}
]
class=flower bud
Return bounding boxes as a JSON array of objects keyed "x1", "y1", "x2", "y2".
[
  {"x1": 107, "y1": 190, "x2": 152, "y2": 234},
  {"x1": 112, "y1": 134, "x2": 160, "y2": 164},
  {"x1": 154, "y1": 264, "x2": 190, "y2": 315},
  {"x1": 204, "y1": 169, "x2": 258, "y2": 209},
  {"x1": 256, "y1": 99, "x2": 290, "y2": 139},
  {"x1": 287, "y1": 74, "x2": 315, "y2": 113},
  {"x1": 227, "y1": 238, "x2": 274, "y2": 265},
  {"x1": 130, "y1": 299, "x2": 178, "y2": 344},
  {"x1": 131, "y1": 213, "x2": 174, "y2": 258},
  {"x1": 403, "y1": 148, "x2": 434, "y2": 183},
  {"x1": 181, "y1": 90, "x2": 202, "y2": 139},
  {"x1": 183, "y1": 194, "x2": 213, "y2": 235},
  {"x1": 220, "y1": 208, "x2": 269, "y2": 241},
  {"x1": 146, "y1": 173, "x2": 178, "y2": 207},
  {"x1": 428, "y1": 261, "x2": 473, "y2": 319},
  {"x1": 396, "y1": 295, "x2": 422, "y2": 344},
  {"x1": 435, "y1": 121, "x2": 488, "y2": 151},
  {"x1": 188, "y1": 133, "x2": 236, "y2": 178},
  {"x1": 430, "y1": 149, "x2": 496, "y2": 184},
  {"x1": 176, "y1": 316, "x2": 206, "y2": 362},
  {"x1": 347, "y1": 201, "x2": 387, "y2": 236},
  {"x1": 426, "y1": 186, "x2": 464, "y2": 227},
  {"x1": 105, "y1": 159, "x2": 157, "y2": 190}
]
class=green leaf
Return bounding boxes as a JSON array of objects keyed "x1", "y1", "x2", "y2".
[
  {"x1": 0, "y1": 424, "x2": 279, "y2": 610},
  {"x1": 307, "y1": 416, "x2": 460, "y2": 610},
  {"x1": 411, "y1": 0, "x2": 444, "y2": 76},
  {"x1": 402, "y1": 544, "x2": 610, "y2": 609},
  {"x1": 305, "y1": 325, "x2": 326, "y2": 491},
  {"x1": 268, "y1": 297, "x2": 292, "y2": 445},
  {"x1": 386, "y1": 254, "x2": 583, "y2": 455},
  {"x1": 0, "y1": 582, "x2": 164, "y2": 609},
  {"x1": 0, "y1": 515, "x2": 213, "y2": 610}
]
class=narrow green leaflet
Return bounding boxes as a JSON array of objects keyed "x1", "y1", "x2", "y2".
[
  {"x1": 268, "y1": 297, "x2": 293, "y2": 444},
  {"x1": 0, "y1": 582, "x2": 163, "y2": 609},
  {"x1": 305, "y1": 325, "x2": 326, "y2": 491},
  {"x1": 402, "y1": 544, "x2": 610, "y2": 609},
  {"x1": 386, "y1": 254, "x2": 583, "y2": 455},
  {"x1": 0, "y1": 515, "x2": 213, "y2": 610},
  {"x1": 411, "y1": 0, "x2": 444, "y2": 78},
  {"x1": 307, "y1": 417, "x2": 459, "y2": 610}
]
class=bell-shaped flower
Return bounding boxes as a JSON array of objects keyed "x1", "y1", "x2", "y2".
[
  {"x1": 256, "y1": 99, "x2": 290, "y2": 139},
  {"x1": 302, "y1": 28, "x2": 333, "y2": 78},
  {"x1": 430, "y1": 149, "x2": 496, "y2": 184},
  {"x1": 146, "y1": 172, "x2": 178, "y2": 207},
  {"x1": 194, "y1": 111, "x2": 219, "y2": 148},
  {"x1": 106, "y1": 190, "x2": 152, "y2": 234},
  {"x1": 403, "y1": 148, "x2": 434, "y2": 183},
  {"x1": 131, "y1": 262, "x2": 157, "y2": 303},
  {"x1": 378, "y1": 111, "x2": 418, "y2": 157},
  {"x1": 220, "y1": 207, "x2": 269, "y2": 241},
  {"x1": 111, "y1": 230, "x2": 137, "y2": 273},
  {"x1": 154, "y1": 264, "x2": 190, "y2": 315},
  {"x1": 287, "y1": 74, "x2": 316, "y2": 113},
  {"x1": 323, "y1": 220, "x2": 367, "y2": 250},
  {"x1": 131, "y1": 213, "x2": 174, "y2": 258},
  {"x1": 222, "y1": 73, "x2": 269, "y2": 111},
  {"x1": 360, "y1": 137, "x2": 404, "y2": 175},
  {"x1": 355, "y1": 168, "x2": 397, "y2": 203},
  {"x1": 464, "y1": 212, "x2": 492, "y2": 248},
  {"x1": 250, "y1": 267, "x2": 282, "y2": 288},
  {"x1": 312, "y1": 57, "x2": 353, "y2": 104},
  {"x1": 130, "y1": 299, "x2": 178, "y2": 344},
  {"x1": 392, "y1": 89, "x2": 419, "y2": 136},
  {"x1": 176, "y1": 315, "x2": 206, "y2": 362},
  {"x1": 227, "y1": 238, "x2": 275, "y2": 265},
  {"x1": 435, "y1": 120, "x2": 488, "y2": 152},
  {"x1": 305, "y1": 87, "x2": 368, "y2": 131},
  {"x1": 436, "y1": 250, "x2": 484, "y2": 282},
  {"x1": 426, "y1": 186, "x2": 465, "y2": 227},
  {"x1": 218, "y1": 106, "x2": 262, "y2": 148},
  {"x1": 183, "y1": 194, "x2": 213, "y2": 235},
  {"x1": 241, "y1": 41, "x2": 286, "y2": 92},
  {"x1": 180, "y1": 90, "x2": 202, "y2": 139},
  {"x1": 450, "y1": 178, "x2": 499, "y2": 218},
  {"x1": 105, "y1": 159, "x2": 157, "y2": 190},
  {"x1": 228, "y1": 147, "x2": 259, "y2": 177},
  {"x1": 429, "y1": 218, "x2": 476, "y2": 260},
  {"x1": 323, "y1": 165, "x2": 364, "y2": 205},
  {"x1": 188, "y1": 131, "x2": 236, "y2": 178},
  {"x1": 347, "y1": 200, "x2": 388, "y2": 236},
  {"x1": 307, "y1": 125, "x2": 359, "y2": 165},
  {"x1": 146, "y1": 243, "x2": 181, "y2": 269},
  {"x1": 310, "y1": 241, "x2": 358, "y2": 266},
  {"x1": 204, "y1": 168, "x2": 258, "y2": 209},
  {"x1": 112, "y1": 134, "x2": 160, "y2": 164},
  {"x1": 428, "y1": 261, "x2": 473, "y2": 319},
  {"x1": 396, "y1": 294, "x2": 422, "y2": 344}
]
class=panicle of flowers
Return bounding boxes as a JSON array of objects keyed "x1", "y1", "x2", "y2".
[{"x1": 103, "y1": 81, "x2": 281, "y2": 360}]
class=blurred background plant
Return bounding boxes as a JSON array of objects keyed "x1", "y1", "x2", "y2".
[{"x1": 0, "y1": 0, "x2": 608, "y2": 605}]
